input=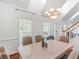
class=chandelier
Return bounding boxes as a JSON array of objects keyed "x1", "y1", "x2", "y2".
[{"x1": 45, "y1": 8, "x2": 61, "y2": 19}]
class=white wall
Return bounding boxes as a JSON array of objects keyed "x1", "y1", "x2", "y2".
[
  {"x1": 0, "y1": 0, "x2": 73, "y2": 54},
  {"x1": 0, "y1": 1, "x2": 51, "y2": 54},
  {"x1": 32, "y1": 14, "x2": 51, "y2": 36},
  {"x1": 70, "y1": 36, "x2": 79, "y2": 52},
  {"x1": 50, "y1": 22, "x2": 63, "y2": 40},
  {"x1": 0, "y1": 1, "x2": 19, "y2": 40},
  {"x1": 0, "y1": 1, "x2": 19, "y2": 54},
  {"x1": 0, "y1": 39, "x2": 18, "y2": 54}
]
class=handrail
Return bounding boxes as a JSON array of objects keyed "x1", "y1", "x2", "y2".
[{"x1": 63, "y1": 20, "x2": 79, "y2": 32}]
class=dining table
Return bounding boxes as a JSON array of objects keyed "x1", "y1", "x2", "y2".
[{"x1": 22, "y1": 40, "x2": 72, "y2": 59}]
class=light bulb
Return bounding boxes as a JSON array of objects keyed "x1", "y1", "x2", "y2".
[
  {"x1": 57, "y1": 8, "x2": 61, "y2": 11},
  {"x1": 45, "y1": 11, "x2": 48, "y2": 14},
  {"x1": 50, "y1": 16, "x2": 58, "y2": 19},
  {"x1": 50, "y1": 8, "x2": 54, "y2": 12}
]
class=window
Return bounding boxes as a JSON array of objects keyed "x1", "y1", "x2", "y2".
[
  {"x1": 43, "y1": 22, "x2": 50, "y2": 35},
  {"x1": 19, "y1": 18, "x2": 32, "y2": 46},
  {"x1": 19, "y1": 18, "x2": 32, "y2": 36},
  {"x1": 72, "y1": 27, "x2": 79, "y2": 37}
]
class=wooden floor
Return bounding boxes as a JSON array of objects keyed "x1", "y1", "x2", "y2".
[{"x1": 9, "y1": 53, "x2": 20, "y2": 59}]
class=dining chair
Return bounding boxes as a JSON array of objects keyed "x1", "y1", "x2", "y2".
[
  {"x1": 59, "y1": 36, "x2": 69, "y2": 43},
  {"x1": 0, "y1": 47, "x2": 10, "y2": 59},
  {"x1": 35, "y1": 35, "x2": 42, "y2": 43},
  {"x1": 47, "y1": 36, "x2": 54, "y2": 40},
  {"x1": 67, "y1": 49, "x2": 79, "y2": 59},
  {"x1": 59, "y1": 36, "x2": 72, "y2": 55},
  {"x1": 23, "y1": 36, "x2": 32, "y2": 46},
  {"x1": 66, "y1": 48, "x2": 73, "y2": 55}
]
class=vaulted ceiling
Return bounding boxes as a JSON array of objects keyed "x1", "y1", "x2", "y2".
[
  {"x1": 61, "y1": 0, "x2": 79, "y2": 25},
  {"x1": 2, "y1": 0, "x2": 65, "y2": 13},
  {"x1": 1, "y1": 0, "x2": 79, "y2": 25},
  {"x1": 2, "y1": 0, "x2": 31, "y2": 9}
]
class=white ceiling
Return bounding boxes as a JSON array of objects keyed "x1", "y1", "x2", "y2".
[
  {"x1": 1, "y1": 0, "x2": 31, "y2": 9},
  {"x1": 42, "y1": 0, "x2": 65, "y2": 13},
  {"x1": 1, "y1": 0, "x2": 65, "y2": 13},
  {"x1": 28, "y1": 0, "x2": 47, "y2": 13},
  {"x1": 54, "y1": 0, "x2": 79, "y2": 25},
  {"x1": 1, "y1": 0, "x2": 79, "y2": 25},
  {"x1": 61, "y1": 1, "x2": 79, "y2": 25}
]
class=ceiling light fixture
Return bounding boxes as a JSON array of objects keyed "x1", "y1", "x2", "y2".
[{"x1": 45, "y1": 8, "x2": 61, "y2": 19}]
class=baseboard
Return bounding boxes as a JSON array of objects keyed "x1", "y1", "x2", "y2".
[{"x1": 0, "y1": 38, "x2": 18, "y2": 41}]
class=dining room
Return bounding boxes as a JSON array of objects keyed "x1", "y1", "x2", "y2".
[{"x1": 0, "y1": 0, "x2": 79, "y2": 59}]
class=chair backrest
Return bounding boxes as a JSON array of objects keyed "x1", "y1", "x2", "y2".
[
  {"x1": 59, "y1": 36, "x2": 69, "y2": 43},
  {"x1": 0, "y1": 47, "x2": 10, "y2": 59},
  {"x1": 47, "y1": 36, "x2": 54, "y2": 40},
  {"x1": 67, "y1": 49, "x2": 79, "y2": 59},
  {"x1": 35, "y1": 35, "x2": 42, "y2": 42},
  {"x1": 23, "y1": 36, "x2": 32, "y2": 45}
]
